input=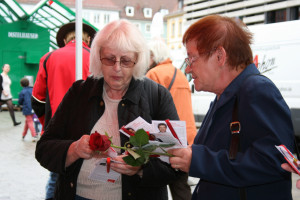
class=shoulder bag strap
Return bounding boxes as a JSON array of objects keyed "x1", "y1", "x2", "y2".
[
  {"x1": 229, "y1": 97, "x2": 241, "y2": 160},
  {"x1": 168, "y1": 68, "x2": 177, "y2": 91},
  {"x1": 229, "y1": 73, "x2": 260, "y2": 160},
  {"x1": 229, "y1": 97, "x2": 247, "y2": 200}
]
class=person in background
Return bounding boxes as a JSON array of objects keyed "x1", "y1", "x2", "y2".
[
  {"x1": 168, "y1": 15, "x2": 295, "y2": 200},
  {"x1": 35, "y1": 19, "x2": 185, "y2": 200},
  {"x1": 32, "y1": 21, "x2": 96, "y2": 200},
  {"x1": 0, "y1": 64, "x2": 21, "y2": 126},
  {"x1": 146, "y1": 39, "x2": 195, "y2": 200},
  {"x1": 33, "y1": 113, "x2": 42, "y2": 137},
  {"x1": 18, "y1": 77, "x2": 37, "y2": 141},
  {"x1": 146, "y1": 39, "x2": 196, "y2": 145}
]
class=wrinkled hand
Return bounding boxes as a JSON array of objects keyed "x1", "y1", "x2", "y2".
[
  {"x1": 66, "y1": 135, "x2": 93, "y2": 167},
  {"x1": 110, "y1": 155, "x2": 141, "y2": 176},
  {"x1": 168, "y1": 145, "x2": 192, "y2": 172},
  {"x1": 74, "y1": 135, "x2": 94, "y2": 159},
  {"x1": 281, "y1": 163, "x2": 300, "y2": 189}
]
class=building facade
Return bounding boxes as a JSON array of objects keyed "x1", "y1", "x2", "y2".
[
  {"x1": 17, "y1": 0, "x2": 179, "y2": 41},
  {"x1": 165, "y1": 9, "x2": 186, "y2": 68},
  {"x1": 184, "y1": 0, "x2": 300, "y2": 26}
]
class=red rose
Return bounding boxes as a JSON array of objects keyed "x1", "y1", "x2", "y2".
[{"x1": 89, "y1": 131, "x2": 111, "y2": 151}]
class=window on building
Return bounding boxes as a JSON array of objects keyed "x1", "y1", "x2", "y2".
[
  {"x1": 144, "y1": 8, "x2": 152, "y2": 18},
  {"x1": 134, "y1": 23, "x2": 141, "y2": 30},
  {"x1": 178, "y1": 0, "x2": 183, "y2": 10},
  {"x1": 266, "y1": 9, "x2": 286, "y2": 23},
  {"x1": 94, "y1": 13, "x2": 100, "y2": 24},
  {"x1": 104, "y1": 14, "x2": 110, "y2": 24},
  {"x1": 289, "y1": 6, "x2": 299, "y2": 20},
  {"x1": 126, "y1": 6, "x2": 134, "y2": 17},
  {"x1": 145, "y1": 24, "x2": 151, "y2": 33},
  {"x1": 171, "y1": 22, "x2": 175, "y2": 38},
  {"x1": 178, "y1": 21, "x2": 182, "y2": 36}
]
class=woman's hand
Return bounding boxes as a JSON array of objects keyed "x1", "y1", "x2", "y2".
[
  {"x1": 281, "y1": 163, "x2": 300, "y2": 189},
  {"x1": 65, "y1": 135, "x2": 93, "y2": 167},
  {"x1": 110, "y1": 155, "x2": 141, "y2": 176},
  {"x1": 168, "y1": 145, "x2": 192, "y2": 173}
]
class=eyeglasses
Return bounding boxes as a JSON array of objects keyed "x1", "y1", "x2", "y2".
[
  {"x1": 184, "y1": 56, "x2": 200, "y2": 67},
  {"x1": 100, "y1": 57, "x2": 136, "y2": 68},
  {"x1": 185, "y1": 48, "x2": 217, "y2": 67}
]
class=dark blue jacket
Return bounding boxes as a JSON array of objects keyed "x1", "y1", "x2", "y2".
[
  {"x1": 191, "y1": 64, "x2": 294, "y2": 200},
  {"x1": 19, "y1": 87, "x2": 34, "y2": 116}
]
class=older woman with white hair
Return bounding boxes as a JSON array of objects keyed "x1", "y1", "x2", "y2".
[{"x1": 35, "y1": 19, "x2": 183, "y2": 200}]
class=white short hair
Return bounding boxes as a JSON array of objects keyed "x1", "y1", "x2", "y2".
[
  {"x1": 89, "y1": 19, "x2": 150, "y2": 79},
  {"x1": 148, "y1": 38, "x2": 170, "y2": 64}
]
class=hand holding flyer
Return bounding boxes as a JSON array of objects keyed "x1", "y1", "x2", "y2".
[
  {"x1": 275, "y1": 145, "x2": 300, "y2": 175},
  {"x1": 119, "y1": 116, "x2": 187, "y2": 163}
]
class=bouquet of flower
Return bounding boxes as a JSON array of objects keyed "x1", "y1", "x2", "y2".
[{"x1": 89, "y1": 129, "x2": 175, "y2": 166}]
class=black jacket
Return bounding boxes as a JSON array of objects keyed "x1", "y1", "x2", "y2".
[{"x1": 36, "y1": 77, "x2": 184, "y2": 200}]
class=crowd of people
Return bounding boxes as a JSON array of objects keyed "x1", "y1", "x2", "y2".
[{"x1": 2, "y1": 14, "x2": 300, "y2": 200}]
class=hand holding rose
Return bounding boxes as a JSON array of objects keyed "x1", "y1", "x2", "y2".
[
  {"x1": 89, "y1": 131, "x2": 143, "y2": 176},
  {"x1": 65, "y1": 135, "x2": 94, "y2": 167},
  {"x1": 110, "y1": 155, "x2": 142, "y2": 176}
]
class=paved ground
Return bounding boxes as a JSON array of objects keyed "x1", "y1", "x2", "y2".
[{"x1": 0, "y1": 111, "x2": 299, "y2": 200}]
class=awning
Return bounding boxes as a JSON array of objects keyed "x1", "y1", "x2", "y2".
[{"x1": 0, "y1": 0, "x2": 98, "y2": 49}]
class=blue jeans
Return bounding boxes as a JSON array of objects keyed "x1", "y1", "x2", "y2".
[{"x1": 45, "y1": 172, "x2": 58, "y2": 199}]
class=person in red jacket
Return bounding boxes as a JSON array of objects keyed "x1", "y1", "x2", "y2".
[{"x1": 31, "y1": 21, "x2": 96, "y2": 200}]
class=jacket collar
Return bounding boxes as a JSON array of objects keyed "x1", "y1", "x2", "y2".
[
  {"x1": 122, "y1": 78, "x2": 143, "y2": 105},
  {"x1": 216, "y1": 64, "x2": 260, "y2": 108},
  {"x1": 86, "y1": 76, "x2": 143, "y2": 105},
  {"x1": 157, "y1": 58, "x2": 172, "y2": 66},
  {"x1": 65, "y1": 40, "x2": 90, "y2": 48}
]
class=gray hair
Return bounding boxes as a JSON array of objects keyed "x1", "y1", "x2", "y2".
[
  {"x1": 89, "y1": 19, "x2": 150, "y2": 79},
  {"x1": 148, "y1": 39, "x2": 170, "y2": 64}
]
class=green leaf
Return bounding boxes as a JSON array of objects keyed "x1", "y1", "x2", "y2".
[
  {"x1": 158, "y1": 143, "x2": 176, "y2": 148},
  {"x1": 123, "y1": 154, "x2": 147, "y2": 166},
  {"x1": 141, "y1": 144, "x2": 158, "y2": 152},
  {"x1": 130, "y1": 129, "x2": 149, "y2": 147},
  {"x1": 127, "y1": 149, "x2": 141, "y2": 159}
]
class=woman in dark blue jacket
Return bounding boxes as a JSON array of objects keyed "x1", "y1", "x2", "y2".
[
  {"x1": 35, "y1": 19, "x2": 185, "y2": 200},
  {"x1": 169, "y1": 15, "x2": 294, "y2": 200}
]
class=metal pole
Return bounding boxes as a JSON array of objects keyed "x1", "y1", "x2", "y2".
[{"x1": 75, "y1": 0, "x2": 82, "y2": 80}]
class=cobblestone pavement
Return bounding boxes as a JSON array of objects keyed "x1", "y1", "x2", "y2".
[
  {"x1": 0, "y1": 111, "x2": 48, "y2": 200},
  {"x1": 0, "y1": 111, "x2": 299, "y2": 200}
]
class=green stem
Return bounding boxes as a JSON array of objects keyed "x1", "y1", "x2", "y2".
[
  {"x1": 110, "y1": 144, "x2": 127, "y2": 150},
  {"x1": 110, "y1": 144, "x2": 174, "y2": 157},
  {"x1": 143, "y1": 150, "x2": 174, "y2": 157}
]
